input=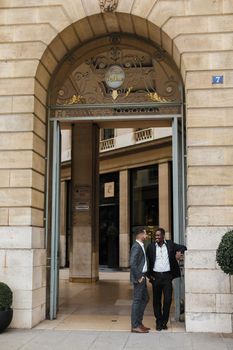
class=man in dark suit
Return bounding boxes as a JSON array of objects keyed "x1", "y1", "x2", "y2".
[
  {"x1": 130, "y1": 228, "x2": 150, "y2": 333},
  {"x1": 146, "y1": 227, "x2": 186, "y2": 331}
]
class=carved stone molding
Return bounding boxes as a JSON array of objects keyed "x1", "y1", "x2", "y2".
[{"x1": 99, "y1": 0, "x2": 119, "y2": 12}]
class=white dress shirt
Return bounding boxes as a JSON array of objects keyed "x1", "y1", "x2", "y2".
[
  {"x1": 153, "y1": 241, "x2": 170, "y2": 272},
  {"x1": 136, "y1": 240, "x2": 148, "y2": 273}
]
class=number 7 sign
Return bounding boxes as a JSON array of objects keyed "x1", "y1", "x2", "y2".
[{"x1": 212, "y1": 75, "x2": 224, "y2": 84}]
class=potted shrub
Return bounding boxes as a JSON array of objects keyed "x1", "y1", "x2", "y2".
[
  {"x1": 0, "y1": 282, "x2": 13, "y2": 332},
  {"x1": 216, "y1": 230, "x2": 233, "y2": 275}
]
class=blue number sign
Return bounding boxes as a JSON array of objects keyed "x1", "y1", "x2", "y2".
[{"x1": 212, "y1": 75, "x2": 223, "y2": 84}]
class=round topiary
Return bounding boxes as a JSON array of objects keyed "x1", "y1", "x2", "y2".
[
  {"x1": 0, "y1": 283, "x2": 13, "y2": 310},
  {"x1": 216, "y1": 231, "x2": 233, "y2": 275}
]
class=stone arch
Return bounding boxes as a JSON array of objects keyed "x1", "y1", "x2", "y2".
[{"x1": 34, "y1": 13, "x2": 183, "y2": 126}]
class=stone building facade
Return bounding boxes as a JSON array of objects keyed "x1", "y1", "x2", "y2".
[{"x1": 0, "y1": 0, "x2": 232, "y2": 332}]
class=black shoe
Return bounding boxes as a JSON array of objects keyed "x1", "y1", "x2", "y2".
[
  {"x1": 156, "y1": 324, "x2": 163, "y2": 331},
  {"x1": 162, "y1": 323, "x2": 168, "y2": 330}
]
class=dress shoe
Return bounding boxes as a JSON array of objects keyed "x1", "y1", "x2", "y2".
[
  {"x1": 156, "y1": 324, "x2": 163, "y2": 331},
  {"x1": 162, "y1": 323, "x2": 168, "y2": 330},
  {"x1": 141, "y1": 324, "x2": 151, "y2": 331},
  {"x1": 131, "y1": 326, "x2": 149, "y2": 333}
]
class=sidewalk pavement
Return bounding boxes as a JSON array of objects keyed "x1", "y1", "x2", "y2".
[{"x1": 1, "y1": 329, "x2": 233, "y2": 350}]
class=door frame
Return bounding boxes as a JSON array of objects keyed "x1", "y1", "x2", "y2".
[{"x1": 46, "y1": 103, "x2": 186, "y2": 321}]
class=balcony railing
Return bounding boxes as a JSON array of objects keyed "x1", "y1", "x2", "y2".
[
  {"x1": 100, "y1": 138, "x2": 115, "y2": 152},
  {"x1": 135, "y1": 128, "x2": 153, "y2": 143}
]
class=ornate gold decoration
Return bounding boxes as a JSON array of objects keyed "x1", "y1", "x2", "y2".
[
  {"x1": 111, "y1": 90, "x2": 119, "y2": 100},
  {"x1": 125, "y1": 87, "x2": 133, "y2": 97},
  {"x1": 56, "y1": 42, "x2": 181, "y2": 107},
  {"x1": 62, "y1": 94, "x2": 85, "y2": 105},
  {"x1": 147, "y1": 92, "x2": 171, "y2": 103},
  {"x1": 99, "y1": 0, "x2": 118, "y2": 12},
  {"x1": 111, "y1": 87, "x2": 133, "y2": 101}
]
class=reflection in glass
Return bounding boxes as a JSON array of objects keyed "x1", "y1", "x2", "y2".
[{"x1": 131, "y1": 165, "x2": 159, "y2": 246}]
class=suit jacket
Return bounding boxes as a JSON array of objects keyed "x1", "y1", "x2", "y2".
[
  {"x1": 130, "y1": 241, "x2": 147, "y2": 284},
  {"x1": 146, "y1": 240, "x2": 187, "y2": 280}
]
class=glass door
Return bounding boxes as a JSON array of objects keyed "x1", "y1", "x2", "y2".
[
  {"x1": 172, "y1": 116, "x2": 185, "y2": 321},
  {"x1": 46, "y1": 120, "x2": 61, "y2": 320}
]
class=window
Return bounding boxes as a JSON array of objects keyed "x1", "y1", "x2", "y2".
[
  {"x1": 100, "y1": 128, "x2": 115, "y2": 140},
  {"x1": 130, "y1": 165, "x2": 159, "y2": 243}
]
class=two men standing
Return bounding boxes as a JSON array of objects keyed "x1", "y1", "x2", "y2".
[
  {"x1": 130, "y1": 228, "x2": 150, "y2": 333},
  {"x1": 130, "y1": 227, "x2": 187, "y2": 332}
]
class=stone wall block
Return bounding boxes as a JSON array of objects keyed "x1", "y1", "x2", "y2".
[
  {"x1": 187, "y1": 166, "x2": 233, "y2": 186},
  {"x1": 32, "y1": 266, "x2": 43, "y2": 289},
  {"x1": 0, "y1": 208, "x2": 9, "y2": 225},
  {"x1": 9, "y1": 208, "x2": 44, "y2": 227},
  {"x1": 187, "y1": 128, "x2": 233, "y2": 147},
  {"x1": 13, "y1": 287, "x2": 45, "y2": 311},
  {"x1": 59, "y1": 25, "x2": 79, "y2": 51},
  {"x1": 185, "y1": 293, "x2": 216, "y2": 313},
  {"x1": 0, "y1": 266, "x2": 33, "y2": 290},
  {"x1": 36, "y1": 63, "x2": 51, "y2": 90},
  {"x1": 216, "y1": 294, "x2": 233, "y2": 313},
  {"x1": 188, "y1": 207, "x2": 233, "y2": 226},
  {"x1": 185, "y1": 269, "x2": 230, "y2": 294},
  {"x1": 131, "y1": 0, "x2": 157, "y2": 18},
  {"x1": 11, "y1": 305, "x2": 45, "y2": 328},
  {"x1": 186, "y1": 70, "x2": 233, "y2": 90},
  {"x1": 188, "y1": 186, "x2": 233, "y2": 206},
  {"x1": 0, "y1": 170, "x2": 10, "y2": 187},
  {"x1": 0, "y1": 78, "x2": 34, "y2": 96},
  {"x1": 0, "y1": 151, "x2": 32, "y2": 170},
  {"x1": 0, "y1": 227, "x2": 43, "y2": 249},
  {"x1": 40, "y1": 49, "x2": 58, "y2": 75},
  {"x1": 185, "y1": 250, "x2": 216, "y2": 269},
  {"x1": 186, "y1": 312, "x2": 232, "y2": 333},
  {"x1": 32, "y1": 152, "x2": 45, "y2": 174},
  {"x1": 188, "y1": 147, "x2": 233, "y2": 166},
  {"x1": 0, "y1": 60, "x2": 38, "y2": 78},
  {"x1": 32, "y1": 171, "x2": 45, "y2": 192},
  {"x1": 13, "y1": 23, "x2": 56, "y2": 45},
  {"x1": 5, "y1": 249, "x2": 46, "y2": 268},
  {"x1": 182, "y1": 51, "x2": 233, "y2": 71},
  {"x1": 175, "y1": 32, "x2": 233, "y2": 53},
  {"x1": 148, "y1": 1, "x2": 185, "y2": 27},
  {"x1": 33, "y1": 116, "x2": 46, "y2": 140},
  {"x1": 81, "y1": 0, "x2": 100, "y2": 16},
  {"x1": 13, "y1": 95, "x2": 34, "y2": 113},
  {"x1": 0, "y1": 114, "x2": 34, "y2": 132},
  {"x1": 0, "y1": 42, "x2": 46, "y2": 60},
  {"x1": 34, "y1": 98, "x2": 46, "y2": 123},
  {"x1": 48, "y1": 36, "x2": 68, "y2": 62},
  {"x1": 34, "y1": 80, "x2": 47, "y2": 106},
  {"x1": 187, "y1": 107, "x2": 233, "y2": 128},
  {"x1": 117, "y1": 0, "x2": 134, "y2": 13},
  {"x1": 187, "y1": 89, "x2": 233, "y2": 109}
]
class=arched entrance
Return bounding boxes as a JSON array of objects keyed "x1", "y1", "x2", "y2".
[{"x1": 44, "y1": 28, "x2": 186, "y2": 327}]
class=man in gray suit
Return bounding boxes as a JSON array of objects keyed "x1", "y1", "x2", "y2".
[{"x1": 130, "y1": 227, "x2": 150, "y2": 333}]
